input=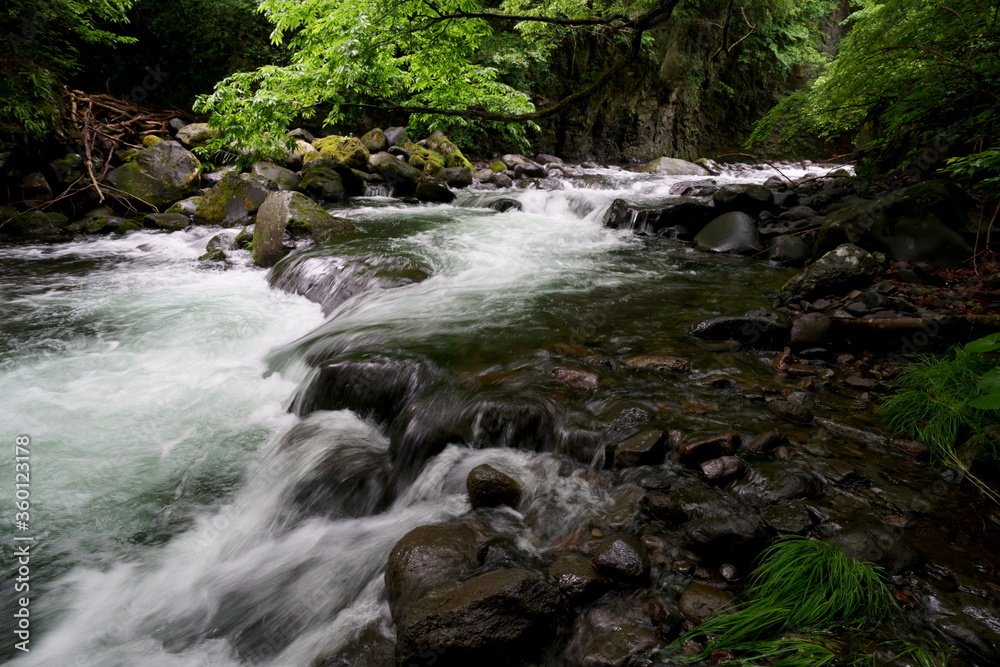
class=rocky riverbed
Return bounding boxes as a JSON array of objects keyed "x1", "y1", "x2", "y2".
[{"x1": 2, "y1": 123, "x2": 999, "y2": 667}]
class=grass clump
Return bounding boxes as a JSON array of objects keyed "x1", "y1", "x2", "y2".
[
  {"x1": 664, "y1": 537, "x2": 943, "y2": 666},
  {"x1": 881, "y1": 333, "x2": 1000, "y2": 501}
]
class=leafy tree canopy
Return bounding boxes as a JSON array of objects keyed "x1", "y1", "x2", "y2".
[
  {"x1": 1, "y1": 0, "x2": 136, "y2": 137},
  {"x1": 195, "y1": 0, "x2": 688, "y2": 159},
  {"x1": 750, "y1": 0, "x2": 1000, "y2": 181}
]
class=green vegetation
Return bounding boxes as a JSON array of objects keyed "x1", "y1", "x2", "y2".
[
  {"x1": 1, "y1": 0, "x2": 136, "y2": 138},
  {"x1": 665, "y1": 537, "x2": 941, "y2": 666},
  {"x1": 750, "y1": 0, "x2": 1000, "y2": 179},
  {"x1": 882, "y1": 333, "x2": 1000, "y2": 500}
]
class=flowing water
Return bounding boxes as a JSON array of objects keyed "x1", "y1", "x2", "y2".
[{"x1": 8, "y1": 164, "x2": 983, "y2": 666}]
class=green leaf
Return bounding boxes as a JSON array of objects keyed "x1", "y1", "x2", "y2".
[
  {"x1": 970, "y1": 394, "x2": 1000, "y2": 410},
  {"x1": 965, "y1": 334, "x2": 1000, "y2": 354}
]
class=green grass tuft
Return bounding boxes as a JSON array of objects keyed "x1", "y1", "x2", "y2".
[{"x1": 662, "y1": 537, "x2": 946, "y2": 666}]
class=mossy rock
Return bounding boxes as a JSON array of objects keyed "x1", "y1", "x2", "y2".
[
  {"x1": 361, "y1": 128, "x2": 388, "y2": 153},
  {"x1": 165, "y1": 196, "x2": 202, "y2": 216},
  {"x1": 403, "y1": 142, "x2": 445, "y2": 175},
  {"x1": 424, "y1": 131, "x2": 473, "y2": 170},
  {"x1": 253, "y1": 191, "x2": 355, "y2": 267},
  {"x1": 311, "y1": 135, "x2": 370, "y2": 170},
  {"x1": 194, "y1": 173, "x2": 270, "y2": 226},
  {"x1": 199, "y1": 248, "x2": 227, "y2": 262},
  {"x1": 142, "y1": 135, "x2": 164, "y2": 148},
  {"x1": 489, "y1": 161, "x2": 507, "y2": 173},
  {"x1": 105, "y1": 140, "x2": 201, "y2": 209},
  {"x1": 175, "y1": 123, "x2": 219, "y2": 148},
  {"x1": 82, "y1": 215, "x2": 141, "y2": 235},
  {"x1": 236, "y1": 225, "x2": 254, "y2": 249},
  {"x1": 0, "y1": 210, "x2": 73, "y2": 241},
  {"x1": 143, "y1": 213, "x2": 190, "y2": 231}
]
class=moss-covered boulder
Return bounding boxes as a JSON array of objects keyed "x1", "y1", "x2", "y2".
[
  {"x1": 165, "y1": 196, "x2": 202, "y2": 216},
  {"x1": 369, "y1": 152, "x2": 423, "y2": 196},
  {"x1": 312, "y1": 135, "x2": 370, "y2": 170},
  {"x1": 252, "y1": 191, "x2": 355, "y2": 266},
  {"x1": 193, "y1": 173, "x2": 270, "y2": 226},
  {"x1": 298, "y1": 161, "x2": 347, "y2": 202},
  {"x1": 252, "y1": 161, "x2": 301, "y2": 191},
  {"x1": 141, "y1": 135, "x2": 164, "y2": 148},
  {"x1": 361, "y1": 128, "x2": 388, "y2": 153},
  {"x1": 105, "y1": 140, "x2": 201, "y2": 209},
  {"x1": 174, "y1": 122, "x2": 218, "y2": 148},
  {"x1": 403, "y1": 142, "x2": 445, "y2": 175},
  {"x1": 142, "y1": 213, "x2": 190, "y2": 231},
  {"x1": 424, "y1": 131, "x2": 473, "y2": 170},
  {"x1": 0, "y1": 210, "x2": 72, "y2": 242},
  {"x1": 73, "y1": 214, "x2": 141, "y2": 235},
  {"x1": 635, "y1": 157, "x2": 709, "y2": 176}
]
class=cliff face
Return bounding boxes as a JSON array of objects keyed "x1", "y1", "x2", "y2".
[{"x1": 529, "y1": 1, "x2": 851, "y2": 162}]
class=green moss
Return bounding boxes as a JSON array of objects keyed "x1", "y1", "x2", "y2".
[
  {"x1": 311, "y1": 135, "x2": 370, "y2": 169},
  {"x1": 142, "y1": 135, "x2": 164, "y2": 148},
  {"x1": 489, "y1": 161, "x2": 507, "y2": 173},
  {"x1": 424, "y1": 130, "x2": 473, "y2": 170},
  {"x1": 403, "y1": 142, "x2": 445, "y2": 175}
]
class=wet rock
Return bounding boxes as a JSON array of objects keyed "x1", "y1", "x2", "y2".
[
  {"x1": 318, "y1": 623, "x2": 394, "y2": 667},
  {"x1": 691, "y1": 309, "x2": 791, "y2": 347},
  {"x1": 592, "y1": 533, "x2": 650, "y2": 584},
  {"x1": 767, "y1": 234, "x2": 810, "y2": 266},
  {"x1": 564, "y1": 609, "x2": 665, "y2": 667},
  {"x1": 891, "y1": 438, "x2": 930, "y2": 460},
  {"x1": 790, "y1": 312, "x2": 832, "y2": 346},
  {"x1": 644, "y1": 477, "x2": 735, "y2": 525},
  {"x1": 0, "y1": 210, "x2": 73, "y2": 241},
  {"x1": 252, "y1": 161, "x2": 301, "y2": 191},
  {"x1": 727, "y1": 461, "x2": 821, "y2": 506},
  {"x1": 105, "y1": 140, "x2": 201, "y2": 208},
  {"x1": 816, "y1": 181, "x2": 972, "y2": 264},
  {"x1": 694, "y1": 211, "x2": 762, "y2": 255},
  {"x1": 424, "y1": 131, "x2": 474, "y2": 170},
  {"x1": 760, "y1": 503, "x2": 813, "y2": 534},
  {"x1": 636, "y1": 157, "x2": 708, "y2": 176},
  {"x1": 295, "y1": 351, "x2": 436, "y2": 424},
  {"x1": 513, "y1": 162, "x2": 546, "y2": 179},
  {"x1": 830, "y1": 523, "x2": 921, "y2": 575},
  {"x1": 20, "y1": 171, "x2": 52, "y2": 204},
  {"x1": 368, "y1": 152, "x2": 423, "y2": 196},
  {"x1": 677, "y1": 431, "x2": 740, "y2": 465},
  {"x1": 700, "y1": 456, "x2": 746, "y2": 483},
  {"x1": 624, "y1": 354, "x2": 692, "y2": 373},
  {"x1": 768, "y1": 398, "x2": 813, "y2": 423},
  {"x1": 477, "y1": 537, "x2": 540, "y2": 571},
  {"x1": 194, "y1": 172, "x2": 270, "y2": 226},
  {"x1": 467, "y1": 464, "x2": 522, "y2": 509},
  {"x1": 165, "y1": 196, "x2": 201, "y2": 216},
  {"x1": 141, "y1": 213, "x2": 188, "y2": 231},
  {"x1": 174, "y1": 122, "x2": 217, "y2": 148},
  {"x1": 299, "y1": 161, "x2": 347, "y2": 202},
  {"x1": 487, "y1": 198, "x2": 521, "y2": 212},
  {"x1": 553, "y1": 367, "x2": 599, "y2": 389},
  {"x1": 744, "y1": 430, "x2": 788, "y2": 455},
  {"x1": 779, "y1": 244, "x2": 884, "y2": 301},
  {"x1": 684, "y1": 514, "x2": 765, "y2": 553},
  {"x1": 386, "y1": 522, "x2": 481, "y2": 621},
  {"x1": 613, "y1": 430, "x2": 667, "y2": 468},
  {"x1": 395, "y1": 568, "x2": 562, "y2": 667},
  {"x1": 414, "y1": 180, "x2": 456, "y2": 203},
  {"x1": 712, "y1": 183, "x2": 774, "y2": 215},
  {"x1": 549, "y1": 552, "x2": 606, "y2": 605},
  {"x1": 679, "y1": 582, "x2": 735, "y2": 625},
  {"x1": 253, "y1": 191, "x2": 353, "y2": 266},
  {"x1": 436, "y1": 167, "x2": 473, "y2": 189},
  {"x1": 602, "y1": 198, "x2": 715, "y2": 235}
]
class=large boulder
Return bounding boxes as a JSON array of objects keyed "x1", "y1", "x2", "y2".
[
  {"x1": 424, "y1": 131, "x2": 474, "y2": 170},
  {"x1": 252, "y1": 161, "x2": 300, "y2": 191},
  {"x1": 602, "y1": 198, "x2": 715, "y2": 235},
  {"x1": 298, "y1": 161, "x2": 347, "y2": 202},
  {"x1": 694, "y1": 211, "x2": 762, "y2": 255},
  {"x1": 193, "y1": 172, "x2": 270, "y2": 226},
  {"x1": 467, "y1": 464, "x2": 522, "y2": 509},
  {"x1": 0, "y1": 210, "x2": 72, "y2": 242},
  {"x1": 815, "y1": 181, "x2": 972, "y2": 264},
  {"x1": 174, "y1": 122, "x2": 218, "y2": 148},
  {"x1": 404, "y1": 142, "x2": 446, "y2": 175},
  {"x1": 779, "y1": 243, "x2": 883, "y2": 301},
  {"x1": 395, "y1": 568, "x2": 562, "y2": 666},
  {"x1": 369, "y1": 152, "x2": 423, "y2": 196},
  {"x1": 635, "y1": 157, "x2": 709, "y2": 176},
  {"x1": 712, "y1": 183, "x2": 774, "y2": 215},
  {"x1": 436, "y1": 167, "x2": 473, "y2": 189},
  {"x1": 361, "y1": 128, "x2": 388, "y2": 153},
  {"x1": 312, "y1": 135, "x2": 370, "y2": 169},
  {"x1": 252, "y1": 191, "x2": 354, "y2": 266},
  {"x1": 415, "y1": 181, "x2": 455, "y2": 203},
  {"x1": 105, "y1": 140, "x2": 200, "y2": 208},
  {"x1": 690, "y1": 309, "x2": 791, "y2": 347}
]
